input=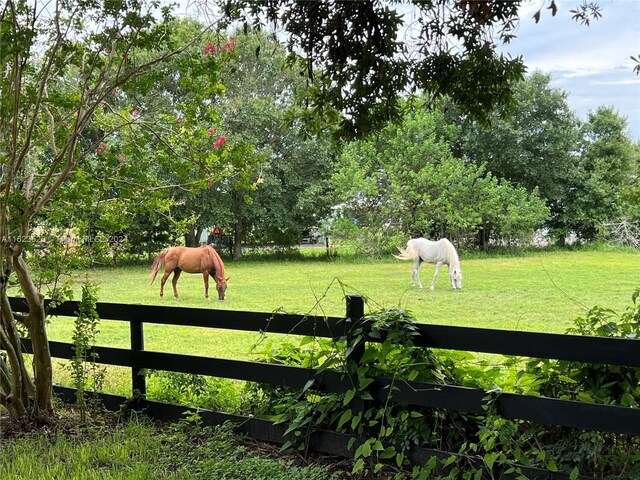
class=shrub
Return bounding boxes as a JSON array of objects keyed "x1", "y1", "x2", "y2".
[{"x1": 243, "y1": 292, "x2": 640, "y2": 478}]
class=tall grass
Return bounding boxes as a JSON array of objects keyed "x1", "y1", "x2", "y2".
[{"x1": 0, "y1": 416, "x2": 343, "y2": 479}]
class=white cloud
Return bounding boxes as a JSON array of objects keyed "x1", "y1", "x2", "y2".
[
  {"x1": 590, "y1": 78, "x2": 640, "y2": 86},
  {"x1": 500, "y1": 0, "x2": 640, "y2": 139}
]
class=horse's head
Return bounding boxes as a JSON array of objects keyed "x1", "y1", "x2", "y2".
[
  {"x1": 215, "y1": 276, "x2": 229, "y2": 300},
  {"x1": 450, "y1": 267, "x2": 462, "y2": 290}
]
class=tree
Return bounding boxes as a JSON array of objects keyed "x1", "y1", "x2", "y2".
[
  {"x1": 41, "y1": 19, "x2": 248, "y2": 258},
  {"x1": 191, "y1": 31, "x2": 335, "y2": 259},
  {"x1": 219, "y1": 0, "x2": 603, "y2": 138},
  {"x1": 128, "y1": 25, "x2": 263, "y2": 249},
  {"x1": 0, "y1": 2, "x2": 237, "y2": 420},
  {"x1": 329, "y1": 104, "x2": 549, "y2": 254},
  {"x1": 456, "y1": 72, "x2": 580, "y2": 239},
  {"x1": 562, "y1": 107, "x2": 637, "y2": 240}
]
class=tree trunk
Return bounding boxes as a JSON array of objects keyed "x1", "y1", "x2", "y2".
[
  {"x1": 13, "y1": 248, "x2": 53, "y2": 415},
  {"x1": 480, "y1": 226, "x2": 490, "y2": 251},
  {"x1": 184, "y1": 226, "x2": 203, "y2": 247},
  {"x1": 0, "y1": 295, "x2": 30, "y2": 418},
  {"x1": 0, "y1": 246, "x2": 53, "y2": 419},
  {"x1": 233, "y1": 220, "x2": 244, "y2": 260}
]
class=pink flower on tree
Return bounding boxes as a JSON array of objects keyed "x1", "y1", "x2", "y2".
[
  {"x1": 118, "y1": 154, "x2": 126, "y2": 163},
  {"x1": 207, "y1": 127, "x2": 216, "y2": 135},
  {"x1": 221, "y1": 37, "x2": 236, "y2": 55},
  {"x1": 95, "y1": 143, "x2": 107, "y2": 154},
  {"x1": 203, "y1": 41, "x2": 217, "y2": 56},
  {"x1": 132, "y1": 109, "x2": 140, "y2": 120},
  {"x1": 213, "y1": 135, "x2": 227, "y2": 149},
  {"x1": 207, "y1": 180, "x2": 214, "y2": 188}
]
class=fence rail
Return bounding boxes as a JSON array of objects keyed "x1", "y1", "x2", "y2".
[
  {"x1": 12, "y1": 297, "x2": 637, "y2": 366},
  {"x1": 8, "y1": 295, "x2": 640, "y2": 478}
]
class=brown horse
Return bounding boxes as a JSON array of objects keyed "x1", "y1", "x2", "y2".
[{"x1": 150, "y1": 245, "x2": 228, "y2": 300}]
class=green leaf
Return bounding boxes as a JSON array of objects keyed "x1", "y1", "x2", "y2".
[
  {"x1": 380, "y1": 447, "x2": 396, "y2": 459},
  {"x1": 337, "y1": 410, "x2": 352, "y2": 430},
  {"x1": 299, "y1": 336, "x2": 313, "y2": 346},
  {"x1": 359, "y1": 377, "x2": 375, "y2": 389},
  {"x1": 343, "y1": 389, "x2": 356, "y2": 406},
  {"x1": 355, "y1": 440, "x2": 372, "y2": 459},
  {"x1": 302, "y1": 379, "x2": 315, "y2": 393},
  {"x1": 360, "y1": 392, "x2": 374, "y2": 401},
  {"x1": 347, "y1": 437, "x2": 356, "y2": 451},
  {"x1": 352, "y1": 458, "x2": 365, "y2": 473},
  {"x1": 443, "y1": 455, "x2": 457, "y2": 467},
  {"x1": 621, "y1": 392, "x2": 635, "y2": 407},
  {"x1": 577, "y1": 392, "x2": 594, "y2": 403},
  {"x1": 484, "y1": 452, "x2": 499, "y2": 471},
  {"x1": 351, "y1": 412, "x2": 362, "y2": 430}
]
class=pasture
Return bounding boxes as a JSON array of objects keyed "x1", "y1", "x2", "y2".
[{"x1": 44, "y1": 247, "x2": 639, "y2": 366}]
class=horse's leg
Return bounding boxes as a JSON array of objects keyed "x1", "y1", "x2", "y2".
[
  {"x1": 430, "y1": 262, "x2": 443, "y2": 291},
  {"x1": 412, "y1": 258, "x2": 423, "y2": 288},
  {"x1": 159, "y1": 270, "x2": 171, "y2": 297},
  {"x1": 202, "y1": 271, "x2": 210, "y2": 300},
  {"x1": 171, "y1": 268, "x2": 182, "y2": 298}
]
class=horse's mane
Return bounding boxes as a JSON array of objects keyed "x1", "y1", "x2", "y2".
[
  {"x1": 443, "y1": 239, "x2": 460, "y2": 267},
  {"x1": 206, "y1": 245, "x2": 225, "y2": 280}
]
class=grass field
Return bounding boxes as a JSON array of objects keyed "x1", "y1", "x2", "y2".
[
  {"x1": 39, "y1": 247, "x2": 639, "y2": 364},
  {"x1": 6, "y1": 246, "x2": 640, "y2": 475}
]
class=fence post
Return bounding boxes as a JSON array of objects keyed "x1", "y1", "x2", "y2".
[
  {"x1": 130, "y1": 319, "x2": 146, "y2": 397},
  {"x1": 345, "y1": 295, "x2": 365, "y2": 365}
]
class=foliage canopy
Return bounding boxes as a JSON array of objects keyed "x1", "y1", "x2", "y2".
[{"x1": 218, "y1": 0, "x2": 603, "y2": 138}]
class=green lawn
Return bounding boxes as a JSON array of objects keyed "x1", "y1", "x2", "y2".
[
  {"x1": 0, "y1": 415, "x2": 345, "y2": 480},
  {"x1": 42, "y1": 249, "x2": 639, "y2": 360}
]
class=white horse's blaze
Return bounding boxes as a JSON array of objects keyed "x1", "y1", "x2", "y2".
[{"x1": 394, "y1": 238, "x2": 463, "y2": 290}]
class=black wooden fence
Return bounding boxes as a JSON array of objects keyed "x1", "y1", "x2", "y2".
[{"x1": 9, "y1": 296, "x2": 640, "y2": 479}]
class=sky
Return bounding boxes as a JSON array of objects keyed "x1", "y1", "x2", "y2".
[{"x1": 497, "y1": 0, "x2": 640, "y2": 141}]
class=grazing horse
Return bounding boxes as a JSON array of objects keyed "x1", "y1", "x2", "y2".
[
  {"x1": 395, "y1": 238, "x2": 462, "y2": 290},
  {"x1": 150, "y1": 245, "x2": 228, "y2": 300}
]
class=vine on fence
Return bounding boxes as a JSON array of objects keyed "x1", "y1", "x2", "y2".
[
  {"x1": 66, "y1": 281, "x2": 105, "y2": 420},
  {"x1": 244, "y1": 290, "x2": 640, "y2": 479}
]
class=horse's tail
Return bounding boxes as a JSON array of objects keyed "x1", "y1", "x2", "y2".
[
  {"x1": 393, "y1": 241, "x2": 419, "y2": 261},
  {"x1": 149, "y1": 250, "x2": 167, "y2": 285}
]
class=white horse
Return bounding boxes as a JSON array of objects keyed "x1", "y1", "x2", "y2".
[{"x1": 395, "y1": 238, "x2": 462, "y2": 290}]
